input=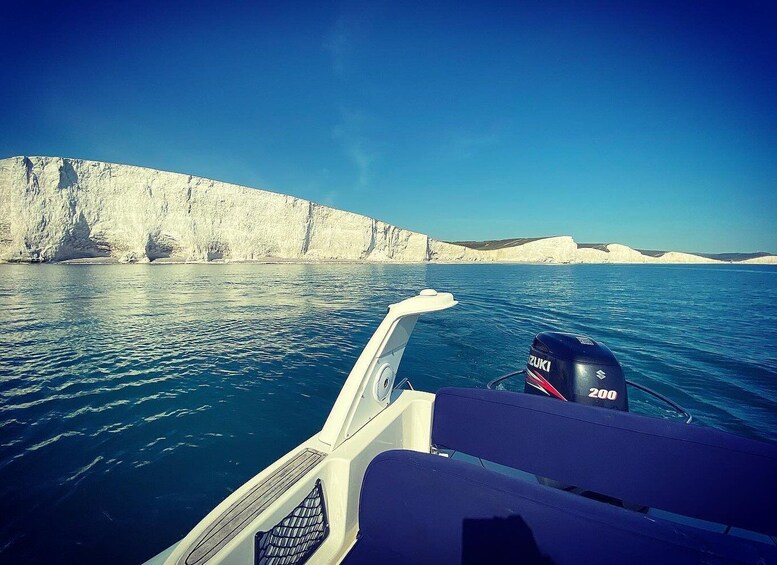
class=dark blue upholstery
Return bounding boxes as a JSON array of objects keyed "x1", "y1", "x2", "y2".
[
  {"x1": 344, "y1": 450, "x2": 776, "y2": 565},
  {"x1": 432, "y1": 387, "x2": 777, "y2": 536}
]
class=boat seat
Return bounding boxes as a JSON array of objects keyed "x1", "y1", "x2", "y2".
[
  {"x1": 431, "y1": 387, "x2": 777, "y2": 536},
  {"x1": 343, "y1": 449, "x2": 777, "y2": 565}
]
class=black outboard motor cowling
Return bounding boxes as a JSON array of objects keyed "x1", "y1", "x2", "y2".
[{"x1": 524, "y1": 332, "x2": 628, "y2": 411}]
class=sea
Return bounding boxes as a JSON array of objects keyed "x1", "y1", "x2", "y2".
[{"x1": 1, "y1": 263, "x2": 775, "y2": 563}]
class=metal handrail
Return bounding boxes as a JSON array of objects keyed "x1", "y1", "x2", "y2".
[
  {"x1": 393, "y1": 378, "x2": 415, "y2": 391},
  {"x1": 486, "y1": 369, "x2": 692, "y2": 424},
  {"x1": 625, "y1": 379, "x2": 693, "y2": 424},
  {"x1": 486, "y1": 370, "x2": 526, "y2": 390}
]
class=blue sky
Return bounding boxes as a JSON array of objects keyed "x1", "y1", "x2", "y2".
[{"x1": 1, "y1": 0, "x2": 775, "y2": 253}]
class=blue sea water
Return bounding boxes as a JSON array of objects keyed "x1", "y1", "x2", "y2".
[{"x1": 0, "y1": 263, "x2": 775, "y2": 563}]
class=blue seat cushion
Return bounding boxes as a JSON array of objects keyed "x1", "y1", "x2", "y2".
[
  {"x1": 344, "y1": 450, "x2": 776, "y2": 565},
  {"x1": 431, "y1": 387, "x2": 777, "y2": 536}
]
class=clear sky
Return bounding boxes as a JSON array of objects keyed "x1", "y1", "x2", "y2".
[{"x1": 1, "y1": 0, "x2": 775, "y2": 253}]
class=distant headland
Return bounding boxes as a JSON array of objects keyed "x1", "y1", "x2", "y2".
[{"x1": 1, "y1": 156, "x2": 774, "y2": 265}]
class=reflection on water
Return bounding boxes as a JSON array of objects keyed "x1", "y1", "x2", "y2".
[{"x1": 0, "y1": 263, "x2": 775, "y2": 563}]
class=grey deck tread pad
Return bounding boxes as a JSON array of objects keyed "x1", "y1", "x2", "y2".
[{"x1": 178, "y1": 448, "x2": 327, "y2": 565}]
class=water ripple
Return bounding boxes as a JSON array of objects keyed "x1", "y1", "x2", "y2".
[{"x1": 0, "y1": 263, "x2": 774, "y2": 563}]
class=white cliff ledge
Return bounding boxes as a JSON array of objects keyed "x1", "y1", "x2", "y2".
[{"x1": 1, "y1": 156, "x2": 774, "y2": 265}]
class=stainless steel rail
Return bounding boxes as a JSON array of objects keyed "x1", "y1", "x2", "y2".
[
  {"x1": 393, "y1": 378, "x2": 415, "y2": 391},
  {"x1": 625, "y1": 379, "x2": 693, "y2": 424},
  {"x1": 486, "y1": 370, "x2": 527, "y2": 390}
]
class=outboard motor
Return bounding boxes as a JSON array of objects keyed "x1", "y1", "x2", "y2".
[{"x1": 524, "y1": 332, "x2": 628, "y2": 411}]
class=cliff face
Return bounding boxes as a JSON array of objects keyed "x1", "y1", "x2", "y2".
[
  {"x1": 429, "y1": 236, "x2": 579, "y2": 263},
  {"x1": 1, "y1": 156, "x2": 773, "y2": 265},
  {"x1": 0, "y1": 156, "x2": 431, "y2": 263}
]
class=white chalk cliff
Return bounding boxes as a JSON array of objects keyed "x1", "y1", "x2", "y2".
[{"x1": 1, "y1": 156, "x2": 774, "y2": 265}]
